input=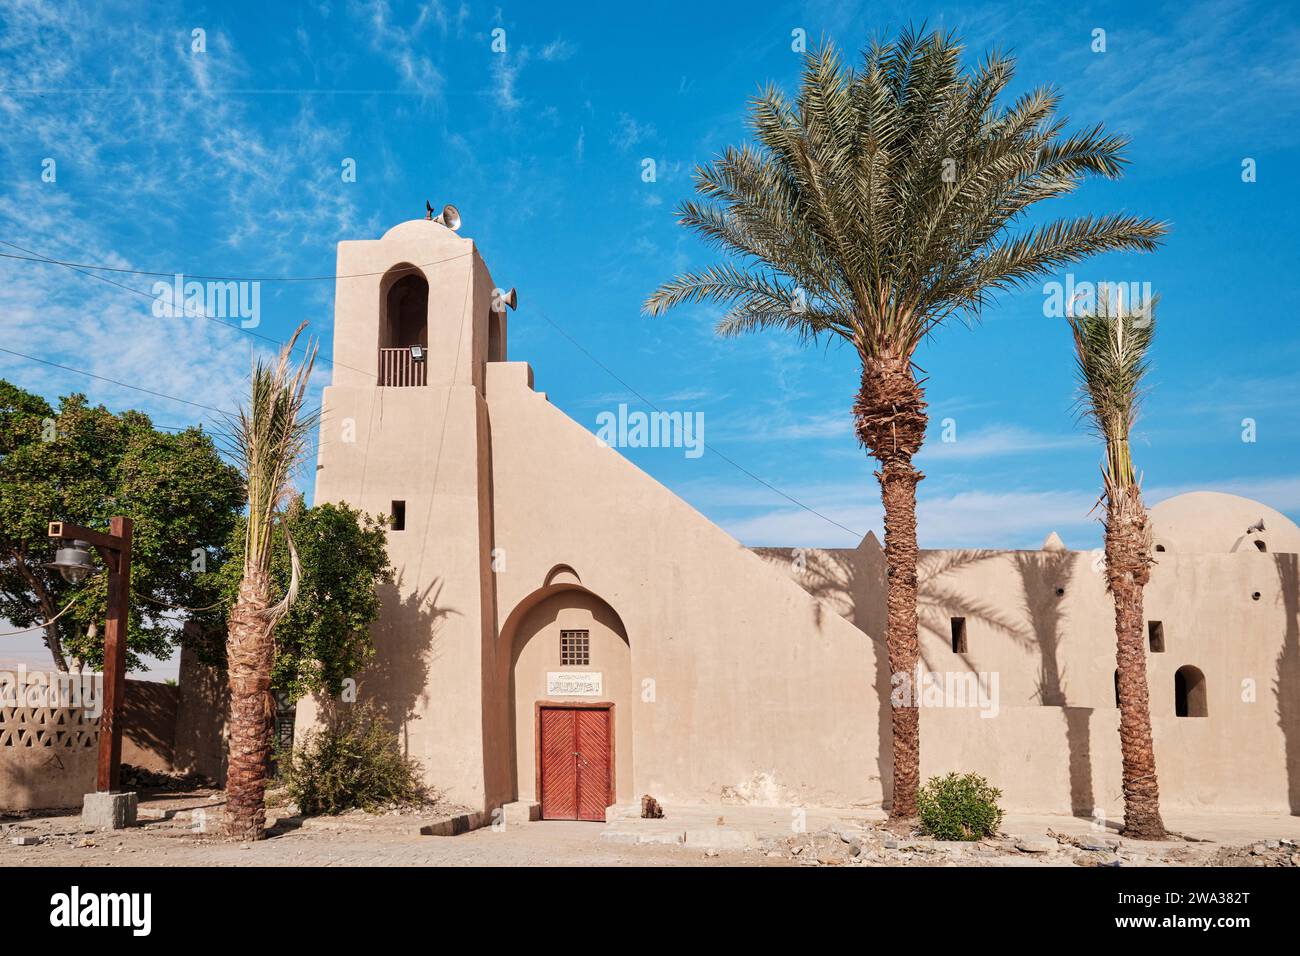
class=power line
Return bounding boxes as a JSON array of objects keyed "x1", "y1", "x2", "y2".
[
  {"x1": 0, "y1": 246, "x2": 471, "y2": 283},
  {"x1": 0, "y1": 238, "x2": 470, "y2": 386},
  {"x1": 0, "y1": 586, "x2": 98, "y2": 638},
  {"x1": 0, "y1": 346, "x2": 231, "y2": 415}
]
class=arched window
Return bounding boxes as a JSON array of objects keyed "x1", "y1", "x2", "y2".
[
  {"x1": 1174, "y1": 665, "x2": 1207, "y2": 718},
  {"x1": 384, "y1": 273, "x2": 428, "y2": 349},
  {"x1": 378, "y1": 266, "x2": 429, "y2": 386}
]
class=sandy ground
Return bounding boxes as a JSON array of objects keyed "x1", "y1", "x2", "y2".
[{"x1": 2, "y1": 791, "x2": 1298, "y2": 867}]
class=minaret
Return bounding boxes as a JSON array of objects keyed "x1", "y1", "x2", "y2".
[{"x1": 294, "y1": 213, "x2": 505, "y2": 811}]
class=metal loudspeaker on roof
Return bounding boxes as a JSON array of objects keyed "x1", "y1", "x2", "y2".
[{"x1": 424, "y1": 201, "x2": 462, "y2": 231}]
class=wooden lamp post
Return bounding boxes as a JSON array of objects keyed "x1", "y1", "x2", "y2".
[{"x1": 46, "y1": 517, "x2": 133, "y2": 792}]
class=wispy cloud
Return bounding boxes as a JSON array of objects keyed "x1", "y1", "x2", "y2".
[
  {"x1": 918, "y1": 424, "x2": 1088, "y2": 462},
  {"x1": 350, "y1": 0, "x2": 445, "y2": 98},
  {"x1": 611, "y1": 112, "x2": 657, "y2": 151},
  {"x1": 540, "y1": 37, "x2": 577, "y2": 62}
]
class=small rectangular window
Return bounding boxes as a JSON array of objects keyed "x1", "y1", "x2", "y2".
[
  {"x1": 1148, "y1": 620, "x2": 1165, "y2": 653},
  {"x1": 560, "y1": 629, "x2": 590, "y2": 666},
  {"x1": 390, "y1": 500, "x2": 406, "y2": 531},
  {"x1": 950, "y1": 617, "x2": 967, "y2": 653}
]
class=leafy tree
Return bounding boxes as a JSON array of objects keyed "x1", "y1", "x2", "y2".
[
  {"x1": 0, "y1": 380, "x2": 243, "y2": 672},
  {"x1": 1068, "y1": 290, "x2": 1166, "y2": 839},
  {"x1": 645, "y1": 29, "x2": 1166, "y2": 821},
  {"x1": 197, "y1": 494, "x2": 392, "y2": 704}
]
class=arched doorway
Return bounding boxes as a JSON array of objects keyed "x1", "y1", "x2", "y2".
[{"x1": 503, "y1": 582, "x2": 631, "y2": 820}]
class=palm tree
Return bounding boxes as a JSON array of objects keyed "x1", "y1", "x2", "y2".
[
  {"x1": 1068, "y1": 289, "x2": 1166, "y2": 839},
  {"x1": 644, "y1": 30, "x2": 1167, "y2": 821},
  {"x1": 225, "y1": 322, "x2": 318, "y2": 839}
]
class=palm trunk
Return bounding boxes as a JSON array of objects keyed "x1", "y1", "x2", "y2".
[
  {"x1": 225, "y1": 571, "x2": 275, "y2": 839},
  {"x1": 1104, "y1": 488, "x2": 1166, "y2": 839},
  {"x1": 855, "y1": 355, "x2": 927, "y2": 822}
]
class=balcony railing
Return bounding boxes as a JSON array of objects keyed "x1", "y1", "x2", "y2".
[{"x1": 378, "y1": 347, "x2": 427, "y2": 387}]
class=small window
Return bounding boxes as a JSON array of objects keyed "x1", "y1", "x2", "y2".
[
  {"x1": 390, "y1": 500, "x2": 406, "y2": 531},
  {"x1": 1155, "y1": 544, "x2": 1166, "y2": 553},
  {"x1": 1113, "y1": 669, "x2": 1120, "y2": 708},
  {"x1": 1148, "y1": 621, "x2": 1165, "y2": 653},
  {"x1": 950, "y1": 617, "x2": 967, "y2": 653},
  {"x1": 1055, "y1": 587, "x2": 1065, "y2": 597},
  {"x1": 1175, "y1": 665, "x2": 1207, "y2": 717},
  {"x1": 1254, "y1": 539, "x2": 1267, "y2": 552},
  {"x1": 1252, "y1": 591, "x2": 1262, "y2": 601},
  {"x1": 560, "y1": 629, "x2": 590, "y2": 666}
]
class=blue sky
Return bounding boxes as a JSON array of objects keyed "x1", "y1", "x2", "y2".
[{"x1": 1, "y1": 0, "x2": 1298, "y2": 596}]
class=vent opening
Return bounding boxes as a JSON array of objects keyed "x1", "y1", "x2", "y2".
[
  {"x1": 950, "y1": 617, "x2": 968, "y2": 653},
  {"x1": 1148, "y1": 621, "x2": 1165, "y2": 653}
]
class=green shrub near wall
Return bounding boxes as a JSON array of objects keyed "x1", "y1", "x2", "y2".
[
  {"x1": 917, "y1": 772, "x2": 1004, "y2": 841},
  {"x1": 278, "y1": 702, "x2": 424, "y2": 816}
]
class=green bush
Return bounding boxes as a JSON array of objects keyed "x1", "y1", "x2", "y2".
[
  {"x1": 917, "y1": 772, "x2": 1003, "y2": 841},
  {"x1": 278, "y1": 702, "x2": 424, "y2": 816}
]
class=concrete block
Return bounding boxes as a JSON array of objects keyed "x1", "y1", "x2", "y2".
[
  {"x1": 419, "y1": 810, "x2": 486, "y2": 837},
  {"x1": 500, "y1": 801, "x2": 540, "y2": 826},
  {"x1": 10, "y1": 835, "x2": 42, "y2": 846},
  {"x1": 82, "y1": 791, "x2": 137, "y2": 830},
  {"x1": 603, "y1": 803, "x2": 641, "y2": 822}
]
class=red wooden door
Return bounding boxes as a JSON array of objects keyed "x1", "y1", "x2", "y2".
[{"x1": 539, "y1": 706, "x2": 611, "y2": 821}]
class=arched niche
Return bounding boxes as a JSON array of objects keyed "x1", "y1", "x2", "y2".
[
  {"x1": 1175, "y1": 665, "x2": 1208, "y2": 718},
  {"x1": 379, "y1": 264, "x2": 429, "y2": 351},
  {"x1": 500, "y1": 580, "x2": 632, "y2": 810}
]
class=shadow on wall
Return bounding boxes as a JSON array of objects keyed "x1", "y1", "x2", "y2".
[
  {"x1": 756, "y1": 546, "x2": 893, "y2": 810},
  {"x1": 172, "y1": 639, "x2": 229, "y2": 785},
  {"x1": 122, "y1": 679, "x2": 179, "y2": 773},
  {"x1": 1276, "y1": 553, "x2": 1300, "y2": 815},
  {"x1": 1014, "y1": 550, "x2": 1096, "y2": 816},
  {"x1": 357, "y1": 574, "x2": 456, "y2": 758}
]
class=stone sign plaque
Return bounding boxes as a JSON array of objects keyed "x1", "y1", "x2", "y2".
[{"x1": 546, "y1": 671, "x2": 603, "y2": 697}]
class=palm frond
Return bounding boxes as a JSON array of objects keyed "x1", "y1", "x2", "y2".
[
  {"x1": 1068, "y1": 289, "x2": 1158, "y2": 495},
  {"x1": 229, "y1": 321, "x2": 319, "y2": 584},
  {"x1": 643, "y1": 29, "x2": 1168, "y2": 365}
]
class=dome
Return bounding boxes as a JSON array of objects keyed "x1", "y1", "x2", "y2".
[
  {"x1": 1147, "y1": 491, "x2": 1300, "y2": 554},
  {"x1": 380, "y1": 218, "x2": 468, "y2": 244}
]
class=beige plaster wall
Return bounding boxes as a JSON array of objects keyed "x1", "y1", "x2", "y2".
[
  {"x1": 758, "y1": 541, "x2": 1300, "y2": 814},
  {"x1": 485, "y1": 362, "x2": 884, "y2": 810}
]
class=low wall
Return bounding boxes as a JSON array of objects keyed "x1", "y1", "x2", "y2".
[
  {"x1": 2, "y1": 665, "x2": 216, "y2": 811},
  {"x1": 923, "y1": 704, "x2": 1295, "y2": 817},
  {"x1": 0, "y1": 669, "x2": 100, "y2": 811}
]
